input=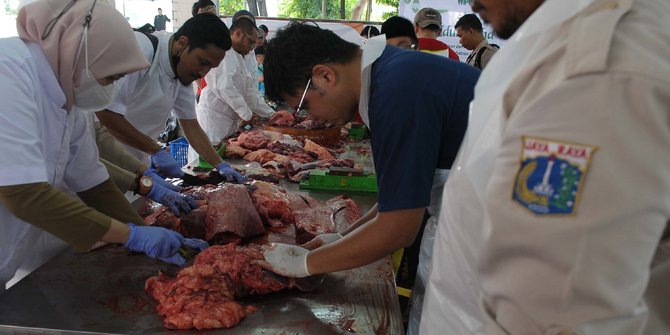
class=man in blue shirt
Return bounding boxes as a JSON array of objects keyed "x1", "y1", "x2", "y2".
[{"x1": 260, "y1": 22, "x2": 479, "y2": 332}]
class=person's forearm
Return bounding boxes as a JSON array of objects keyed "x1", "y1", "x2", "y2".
[
  {"x1": 96, "y1": 110, "x2": 162, "y2": 154},
  {"x1": 0, "y1": 182, "x2": 115, "y2": 251},
  {"x1": 341, "y1": 203, "x2": 378, "y2": 235},
  {"x1": 77, "y1": 178, "x2": 144, "y2": 225},
  {"x1": 179, "y1": 118, "x2": 223, "y2": 166},
  {"x1": 306, "y1": 207, "x2": 424, "y2": 275},
  {"x1": 102, "y1": 219, "x2": 131, "y2": 244}
]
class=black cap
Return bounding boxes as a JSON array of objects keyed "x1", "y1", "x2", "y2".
[
  {"x1": 259, "y1": 24, "x2": 269, "y2": 34},
  {"x1": 233, "y1": 9, "x2": 255, "y2": 25}
]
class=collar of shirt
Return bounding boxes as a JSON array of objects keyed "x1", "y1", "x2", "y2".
[
  {"x1": 26, "y1": 42, "x2": 66, "y2": 110},
  {"x1": 160, "y1": 34, "x2": 177, "y2": 79},
  {"x1": 512, "y1": 0, "x2": 598, "y2": 41},
  {"x1": 358, "y1": 34, "x2": 386, "y2": 129}
]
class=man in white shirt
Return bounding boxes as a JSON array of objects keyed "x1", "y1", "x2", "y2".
[
  {"x1": 195, "y1": 10, "x2": 274, "y2": 145},
  {"x1": 95, "y1": 14, "x2": 246, "y2": 183}
]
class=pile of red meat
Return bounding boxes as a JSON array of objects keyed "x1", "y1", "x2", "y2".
[
  {"x1": 145, "y1": 244, "x2": 289, "y2": 330},
  {"x1": 268, "y1": 110, "x2": 329, "y2": 129},
  {"x1": 142, "y1": 181, "x2": 361, "y2": 330},
  {"x1": 224, "y1": 129, "x2": 355, "y2": 182}
]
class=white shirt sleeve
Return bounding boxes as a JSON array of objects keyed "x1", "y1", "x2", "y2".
[
  {"x1": 63, "y1": 112, "x2": 109, "y2": 192},
  {"x1": 208, "y1": 53, "x2": 253, "y2": 121},
  {"x1": 243, "y1": 58, "x2": 274, "y2": 118},
  {"x1": 0, "y1": 55, "x2": 48, "y2": 186},
  {"x1": 171, "y1": 83, "x2": 196, "y2": 119}
]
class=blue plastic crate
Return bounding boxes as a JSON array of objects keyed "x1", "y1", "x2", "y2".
[{"x1": 169, "y1": 137, "x2": 189, "y2": 167}]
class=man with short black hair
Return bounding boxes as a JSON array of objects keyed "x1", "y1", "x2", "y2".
[
  {"x1": 153, "y1": 8, "x2": 170, "y2": 31},
  {"x1": 191, "y1": 0, "x2": 216, "y2": 16},
  {"x1": 455, "y1": 13, "x2": 498, "y2": 70},
  {"x1": 414, "y1": 7, "x2": 459, "y2": 61},
  {"x1": 261, "y1": 22, "x2": 479, "y2": 335},
  {"x1": 382, "y1": 16, "x2": 418, "y2": 50},
  {"x1": 195, "y1": 10, "x2": 274, "y2": 146},
  {"x1": 96, "y1": 14, "x2": 246, "y2": 184}
]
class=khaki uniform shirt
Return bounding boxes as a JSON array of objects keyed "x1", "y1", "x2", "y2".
[
  {"x1": 477, "y1": 0, "x2": 670, "y2": 333},
  {"x1": 465, "y1": 39, "x2": 497, "y2": 70},
  {"x1": 420, "y1": 0, "x2": 670, "y2": 334}
]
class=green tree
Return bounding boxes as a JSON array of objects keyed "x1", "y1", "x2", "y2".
[
  {"x1": 375, "y1": 0, "x2": 398, "y2": 19},
  {"x1": 279, "y1": 0, "x2": 359, "y2": 20},
  {"x1": 219, "y1": 0, "x2": 248, "y2": 16}
]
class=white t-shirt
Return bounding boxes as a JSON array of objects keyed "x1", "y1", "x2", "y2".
[
  {"x1": 0, "y1": 38, "x2": 108, "y2": 288},
  {"x1": 107, "y1": 32, "x2": 196, "y2": 146}
]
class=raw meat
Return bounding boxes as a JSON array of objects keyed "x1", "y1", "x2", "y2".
[
  {"x1": 267, "y1": 141, "x2": 316, "y2": 163},
  {"x1": 303, "y1": 139, "x2": 334, "y2": 161},
  {"x1": 293, "y1": 118, "x2": 326, "y2": 129},
  {"x1": 325, "y1": 195, "x2": 361, "y2": 233},
  {"x1": 231, "y1": 162, "x2": 279, "y2": 183},
  {"x1": 205, "y1": 184, "x2": 265, "y2": 243},
  {"x1": 243, "y1": 149, "x2": 281, "y2": 165},
  {"x1": 230, "y1": 129, "x2": 270, "y2": 150},
  {"x1": 249, "y1": 181, "x2": 293, "y2": 227},
  {"x1": 268, "y1": 110, "x2": 296, "y2": 127},
  {"x1": 224, "y1": 143, "x2": 251, "y2": 158},
  {"x1": 145, "y1": 244, "x2": 292, "y2": 330}
]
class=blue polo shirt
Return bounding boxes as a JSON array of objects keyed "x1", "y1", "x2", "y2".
[{"x1": 368, "y1": 46, "x2": 479, "y2": 212}]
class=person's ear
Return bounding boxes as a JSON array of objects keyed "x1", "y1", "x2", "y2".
[
  {"x1": 311, "y1": 64, "x2": 337, "y2": 88},
  {"x1": 174, "y1": 36, "x2": 190, "y2": 53}
]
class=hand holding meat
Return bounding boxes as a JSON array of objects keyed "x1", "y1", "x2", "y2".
[
  {"x1": 148, "y1": 182, "x2": 198, "y2": 215},
  {"x1": 259, "y1": 243, "x2": 310, "y2": 278},
  {"x1": 151, "y1": 150, "x2": 184, "y2": 177},
  {"x1": 124, "y1": 224, "x2": 208, "y2": 265},
  {"x1": 216, "y1": 162, "x2": 247, "y2": 183},
  {"x1": 300, "y1": 233, "x2": 343, "y2": 250},
  {"x1": 145, "y1": 167, "x2": 182, "y2": 192}
]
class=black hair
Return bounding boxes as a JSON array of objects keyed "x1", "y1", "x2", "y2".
[
  {"x1": 230, "y1": 16, "x2": 257, "y2": 35},
  {"x1": 254, "y1": 45, "x2": 265, "y2": 55},
  {"x1": 191, "y1": 0, "x2": 215, "y2": 17},
  {"x1": 158, "y1": 7, "x2": 162, "y2": 11},
  {"x1": 174, "y1": 14, "x2": 231, "y2": 51},
  {"x1": 382, "y1": 16, "x2": 417, "y2": 43},
  {"x1": 263, "y1": 21, "x2": 359, "y2": 103},
  {"x1": 360, "y1": 25, "x2": 380, "y2": 38},
  {"x1": 259, "y1": 24, "x2": 269, "y2": 34},
  {"x1": 455, "y1": 13, "x2": 483, "y2": 33},
  {"x1": 136, "y1": 23, "x2": 155, "y2": 34}
]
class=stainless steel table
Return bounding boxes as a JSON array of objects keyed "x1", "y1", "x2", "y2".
[{"x1": 0, "y1": 181, "x2": 403, "y2": 334}]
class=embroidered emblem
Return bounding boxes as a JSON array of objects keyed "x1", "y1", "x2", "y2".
[{"x1": 513, "y1": 136, "x2": 597, "y2": 215}]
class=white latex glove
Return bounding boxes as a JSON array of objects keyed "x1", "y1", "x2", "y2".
[
  {"x1": 300, "y1": 233, "x2": 342, "y2": 250},
  {"x1": 260, "y1": 243, "x2": 310, "y2": 278}
]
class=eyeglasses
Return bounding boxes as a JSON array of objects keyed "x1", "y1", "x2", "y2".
[
  {"x1": 294, "y1": 77, "x2": 311, "y2": 114},
  {"x1": 244, "y1": 32, "x2": 257, "y2": 45}
]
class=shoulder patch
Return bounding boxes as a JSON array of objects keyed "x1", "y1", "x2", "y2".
[{"x1": 513, "y1": 136, "x2": 597, "y2": 215}]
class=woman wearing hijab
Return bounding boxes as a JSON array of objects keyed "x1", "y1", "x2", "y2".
[{"x1": 0, "y1": 0, "x2": 207, "y2": 291}]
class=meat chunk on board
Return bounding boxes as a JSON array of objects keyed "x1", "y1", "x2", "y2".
[{"x1": 205, "y1": 184, "x2": 265, "y2": 243}]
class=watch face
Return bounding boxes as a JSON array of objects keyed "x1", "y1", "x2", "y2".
[{"x1": 141, "y1": 177, "x2": 153, "y2": 187}]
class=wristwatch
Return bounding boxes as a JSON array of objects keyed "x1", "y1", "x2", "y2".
[{"x1": 138, "y1": 176, "x2": 153, "y2": 195}]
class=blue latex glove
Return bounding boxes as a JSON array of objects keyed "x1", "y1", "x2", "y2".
[
  {"x1": 144, "y1": 167, "x2": 181, "y2": 192},
  {"x1": 124, "y1": 223, "x2": 186, "y2": 265},
  {"x1": 183, "y1": 238, "x2": 209, "y2": 251},
  {"x1": 151, "y1": 150, "x2": 184, "y2": 178},
  {"x1": 216, "y1": 162, "x2": 247, "y2": 183},
  {"x1": 147, "y1": 182, "x2": 198, "y2": 215}
]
